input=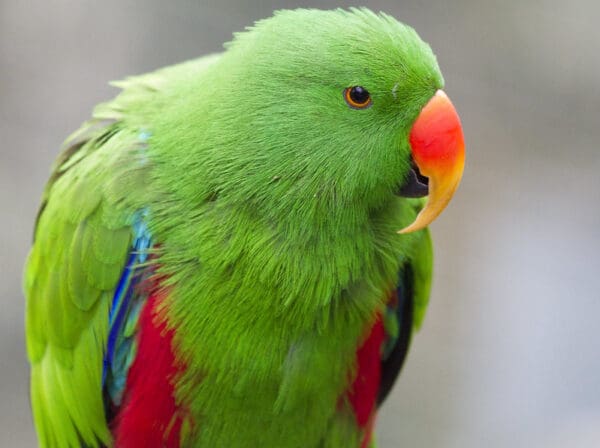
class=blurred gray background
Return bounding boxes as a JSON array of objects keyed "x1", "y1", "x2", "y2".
[{"x1": 2, "y1": 0, "x2": 599, "y2": 446}]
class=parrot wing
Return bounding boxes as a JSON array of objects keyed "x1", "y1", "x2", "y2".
[
  {"x1": 378, "y1": 228, "x2": 433, "y2": 405},
  {"x1": 25, "y1": 54, "x2": 222, "y2": 448},
  {"x1": 24, "y1": 118, "x2": 150, "y2": 447}
]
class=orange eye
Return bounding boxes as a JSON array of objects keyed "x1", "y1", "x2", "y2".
[{"x1": 344, "y1": 86, "x2": 372, "y2": 109}]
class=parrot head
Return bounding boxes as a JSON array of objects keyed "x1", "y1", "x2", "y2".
[{"x1": 186, "y1": 8, "x2": 464, "y2": 233}]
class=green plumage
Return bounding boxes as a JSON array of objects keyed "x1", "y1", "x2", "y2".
[{"x1": 25, "y1": 8, "x2": 442, "y2": 447}]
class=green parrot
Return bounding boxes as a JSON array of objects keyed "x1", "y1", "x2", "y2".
[{"x1": 24, "y1": 8, "x2": 465, "y2": 448}]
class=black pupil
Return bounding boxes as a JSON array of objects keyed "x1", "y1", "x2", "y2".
[{"x1": 350, "y1": 86, "x2": 369, "y2": 104}]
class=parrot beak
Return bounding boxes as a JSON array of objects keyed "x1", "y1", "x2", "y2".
[{"x1": 398, "y1": 90, "x2": 465, "y2": 234}]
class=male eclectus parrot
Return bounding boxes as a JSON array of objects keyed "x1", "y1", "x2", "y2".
[{"x1": 24, "y1": 8, "x2": 464, "y2": 448}]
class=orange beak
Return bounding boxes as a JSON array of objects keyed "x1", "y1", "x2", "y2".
[{"x1": 398, "y1": 90, "x2": 465, "y2": 234}]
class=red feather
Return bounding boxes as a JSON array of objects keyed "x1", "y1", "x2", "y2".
[
  {"x1": 112, "y1": 292, "x2": 187, "y2": 447},
  {"x1": 347, "y1": 312, "x2": 386, "y2": 446}
]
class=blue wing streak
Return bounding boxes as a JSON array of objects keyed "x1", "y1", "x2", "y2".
[{"x1": 102, "y1": 210, "x2": 152, "y2": 407}]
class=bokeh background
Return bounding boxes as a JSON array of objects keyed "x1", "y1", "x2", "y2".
[{"x1": 2, "y1": 0, "x2": 599, "y2": 446}]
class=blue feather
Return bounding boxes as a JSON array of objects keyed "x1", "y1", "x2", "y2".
[{"x1": 102, "y1": 210, "x2": 152, "y2": 406}]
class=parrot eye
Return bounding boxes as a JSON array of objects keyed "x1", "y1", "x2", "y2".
[{"x1": 344, "y1": 86, "x2": 372, "y2": 109}]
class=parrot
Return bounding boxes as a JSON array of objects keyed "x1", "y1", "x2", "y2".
[{"x1": 24, "y1": 8, "x2": 465, "y2": 448}]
